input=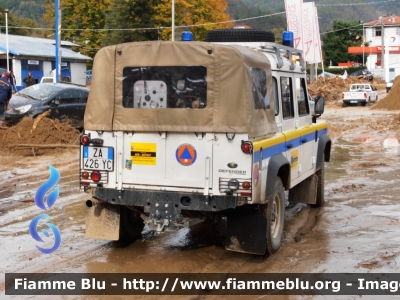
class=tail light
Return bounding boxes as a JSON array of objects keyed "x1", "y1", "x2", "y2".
[
  {"x1": 342, "y1": 93, "x2": 344, "y2": 99},
  {"x1": 81, "y1": 135, "x2": 90, "y2": 145},
  {"x1": 81, "y1": 171, "x2": 89, "y2": 179},
  {"x1": 240, "y1": 192, "x2": 252, "y2": 197},
  {"x1": 364, "y1": 93, "x2": 367, "y2": 98},
  {"x1": 241, "y1": 141, "x2": 252, "y2": 154},
  {"x1": 242, "y1": 181, "x2": 251, "y2": 190},
  {"x1": 90, "y1": 171, "x2": 101, "y2": 182}
]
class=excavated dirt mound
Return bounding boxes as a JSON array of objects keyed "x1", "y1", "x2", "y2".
[
  {"x1": 308, "y1": 76, "x2": 386, "y2": 108},
  {"x1": 0, "y1": 117, "x2": 80, "y2": 156},
  {"x1": 371, "y1": 76, "x2": 400, "y2": 110}
]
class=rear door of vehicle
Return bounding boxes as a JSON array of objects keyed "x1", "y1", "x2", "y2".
[
  {"x1": 119, "y1": 65, "x2": 212, "y2": 190},
  {"x1": 121, "y1": 133, "x2": 213, "y2": 189}
]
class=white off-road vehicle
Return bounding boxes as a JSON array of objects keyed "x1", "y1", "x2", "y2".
[{"x1": 80, "y1": 29, "x2": 331, "y2": 255}]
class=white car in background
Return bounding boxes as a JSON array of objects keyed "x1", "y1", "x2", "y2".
[{"x1": 386, "y1": 79, "x2": 394, "y2": 93}]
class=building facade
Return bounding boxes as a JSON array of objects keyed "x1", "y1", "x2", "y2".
[
  {"x1": 348, "y1": 15, "x2": 400, "y2": 81},
  {"x1": 0, "y1": 34, "x2": 92, "y2": 90}
]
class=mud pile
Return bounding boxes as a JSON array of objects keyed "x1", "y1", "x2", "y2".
[
  {"x1": 308, "y1": 76, "x2": 386, "y2": 107},
  {"x1": 371, "y1": 76, "x2": 400, "y2": 110},
  {"x1": 0, "y1": 117, "x2": 80, "y2": 156}
]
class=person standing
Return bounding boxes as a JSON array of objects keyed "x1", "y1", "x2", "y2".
[
  {"x1": 9, "y1": 71, "x2": 17, "y2": 93},
  {"x1": 23, "y1": 72, "x2": 35, "y2": 87},
  {"x1": 0, "y1": 71, "x2": 12, "y2": 125}
]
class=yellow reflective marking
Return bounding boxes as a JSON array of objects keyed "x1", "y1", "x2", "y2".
[{"x1": 253, "y1": 121, "x2": 328, "y2": 152}]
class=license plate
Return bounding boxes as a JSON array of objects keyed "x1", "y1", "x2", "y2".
[
  {"x1": 350, "y1": 101, "x2": 358, "y2": 103},
  {"x1": 83, "y1": 146, "x2": 114, "y2": 171}
]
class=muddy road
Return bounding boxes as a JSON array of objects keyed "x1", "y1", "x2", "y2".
[{"x1": 1, "y1": 107, "x2": 400, "y2": 299}]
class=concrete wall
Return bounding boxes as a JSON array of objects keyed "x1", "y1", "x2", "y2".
[
  {"x1": 12, "y1": 58, "x2": 22, "y2": 87},
  {"x1": 43, "y1": 61, "x2": 52, "y2": 77},
  {"x1": 70, "y1": 62, "x2": 87, "y2": 86}
]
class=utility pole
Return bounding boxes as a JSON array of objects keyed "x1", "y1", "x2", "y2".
[
  {"x1": 55, "y1": 0, "x2": 61, "y2": 83},
  {"x1": 381, "y1": 15, "x2": 385, "y2": 70},
  {"x1": 172, "y1": 0, "x2": 175, "y2": 41}
]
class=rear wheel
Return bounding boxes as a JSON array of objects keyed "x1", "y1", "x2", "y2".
[
  {"x1": 264, "y1": 177, "x2": 285, "y2": 255},
  {"x1": 119, "y1": 206, "x2": 144, "y2": 243},
  {"x1": 206, "y1": 29, "x2": 275, "y2": 43}
]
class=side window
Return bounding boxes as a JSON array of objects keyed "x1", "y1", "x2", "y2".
[
  {"x1": 81, "y1": 92, "x2": 89, "y2": 103},
  {"x1": 56, "y1": 90, "x2": 82, "y2": 104},
  {"x1": 272, "y1": 76, "x2": 279, "y2": 116},
  {"x1": 295, "y1": 77, "x2": 309, "y2": 116},
  {"x1": 280, "y1": 76, "x2": 294, "y2": 119},
  {"x1": 250, "y1": 68, "x2": 270, "y2": 110}
]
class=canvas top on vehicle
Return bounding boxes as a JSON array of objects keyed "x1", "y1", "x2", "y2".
[{"x1": 85, "y1": 41, "x2": 278, "y2": 138}]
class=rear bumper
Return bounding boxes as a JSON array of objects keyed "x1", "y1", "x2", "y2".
[
  {"x1": 93, "y1": 187, "x2": 241, "y2": 231},
  {"x1": 94, "y1": 187, "x2": 239, "y2": 212},
  {"x1": 343, "y1": 99, "x2": 367, "y2": 105}
]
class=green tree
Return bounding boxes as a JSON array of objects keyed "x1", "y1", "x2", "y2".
[
  {"x1": 43, "y1": 0, "x2": 112, "y2": 59},
  {"x1": 102, "y1": 0, "x2": 161, "y2": 46},
  {"x1": 322, "y1": 20, "x2": 363, "y2": 66},
  {"x1": 155, "y1": 0, "x2": 231, "y2": 41}
]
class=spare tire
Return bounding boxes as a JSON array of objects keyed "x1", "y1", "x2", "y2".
[{"x1": 206, "y1": 29, "x2": 275, "y2": 43}]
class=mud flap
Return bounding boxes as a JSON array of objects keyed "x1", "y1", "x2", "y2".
[
  {"x1": 85, "y1": 198, "x2": 121, "y2": 240},
  {"x1": 225, "y1": 205, "x2": 267, "y2": 255},
  {"x1": 289, "y1": 174, "x2": 317, "y2": 205}
]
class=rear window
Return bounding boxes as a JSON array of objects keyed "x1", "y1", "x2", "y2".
[
  {"x1": 250, "y1": 68, "x2": 270, "y2": 110},
  {"x1": 122, "y1": 66, "x2": 207, "y2": 109}
]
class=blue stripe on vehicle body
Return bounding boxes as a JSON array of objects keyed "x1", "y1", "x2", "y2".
[{"x1": 253, "y1": 124, "x2": 328, "y2": 163}]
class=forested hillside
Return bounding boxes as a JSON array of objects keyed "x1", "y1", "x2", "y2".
[
  {"x1": 0, "y1": 0, "x2": 45, "y2": 25},
  {"x1": 0, "y1": 0, "x2": 398, "y2": 34},
  {"x1": 243, "y1": 0, "x2": 400, "y2": 32}
]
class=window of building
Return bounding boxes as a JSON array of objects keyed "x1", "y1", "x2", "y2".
[
  {"x1": 375, "y1": 28, "x2": 381, "y2": 37},
  {"x1": 21, "y1": 59, "x2": 43, "y2": 71}
]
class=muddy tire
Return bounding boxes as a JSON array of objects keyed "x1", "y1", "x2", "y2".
[
  {"x1": 265, "y1": 177, "x2": 285, "y2": 255},
  {"x1": 119, "y1": 206, "x2": 144, "y2": 243},
  {"x1": 206, "y1": 29, "x2": 275, "y2": 43},
  {"x1": 342, "y1": 102, "x2": 347, "y2": 107},
  {"x1": 313, "y1": 154, "x2": 325, "y2": 207}
]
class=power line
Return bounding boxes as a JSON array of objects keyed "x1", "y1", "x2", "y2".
[
  {"x1": 0, "y1": 0, "x2": 394, "y2": 33},
  {"x1": 316, "y1": 0, "x2": 396, "y2": 7}
]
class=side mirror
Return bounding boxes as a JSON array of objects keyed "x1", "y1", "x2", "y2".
[
  {"x1": 53, "y1": 99, "x2": 60, "y2": 106},
  {"x1": 314, "y1": 96, "x2": 325, "y2": 115}
]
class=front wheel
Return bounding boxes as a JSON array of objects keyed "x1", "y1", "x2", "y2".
[{"x1": 264, "y1": 177, "x2": 285, "y2": 255}]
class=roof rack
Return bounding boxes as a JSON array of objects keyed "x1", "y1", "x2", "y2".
[
  {"x1": 258, "y1": 43, "x2": 305, "y2": 72},
  {"x1": 212, "y1": 41, "x2": 306, "y2": 72}
]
